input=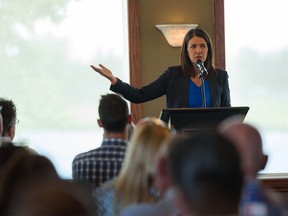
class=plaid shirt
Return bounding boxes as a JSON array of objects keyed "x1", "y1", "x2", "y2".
[{"x1": 72, "y1": 138, "x2": 127, "y2": 188}]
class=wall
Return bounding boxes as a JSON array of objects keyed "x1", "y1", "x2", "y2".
[{"x1": 139, "y1": 0, "x2": 214, "y2": 118}]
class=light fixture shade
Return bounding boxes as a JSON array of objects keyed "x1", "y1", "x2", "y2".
[{"x1": 156, "y1": 24, "x2": 198, "y2": 47}]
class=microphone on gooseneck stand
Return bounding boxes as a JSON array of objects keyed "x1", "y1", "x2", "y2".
[
  {"x1": 196, "y1": 60, "x2": 208, "y2": 78},
  {"x1": 196, "y1": 60, "x2": 208, "y2": 108}
]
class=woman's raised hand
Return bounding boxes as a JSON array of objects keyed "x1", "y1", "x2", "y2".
[{"x1": 90, "y1": 64, "x2": 117, "y2": 85}]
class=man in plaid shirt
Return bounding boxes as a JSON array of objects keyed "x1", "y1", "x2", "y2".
[{"x1": 72, "y1": 94, "x2": 131, "y2": 188}]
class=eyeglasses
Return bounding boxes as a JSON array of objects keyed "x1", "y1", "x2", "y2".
[{"x1": 11, "y1": 119, "x2": 19, "y2": 126}]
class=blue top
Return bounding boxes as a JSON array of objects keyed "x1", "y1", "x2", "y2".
[
  {"x1": 93, "y1": 179, "x2": 115, "y2": 216},
  {"x1": 240, "y1": 180, "x2": 286, "y2": 216},
  {"x1": 188, "y1": 79, "x2": 211, "y2": 108}
]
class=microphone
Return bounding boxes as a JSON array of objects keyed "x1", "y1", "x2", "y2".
[{"x1": 196, "y1": 60, "x2": 208, "y2": 77}]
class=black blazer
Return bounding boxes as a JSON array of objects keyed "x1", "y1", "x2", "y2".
[{"x1": 110, "y1": 65, "x2": 231, "y2": 108}]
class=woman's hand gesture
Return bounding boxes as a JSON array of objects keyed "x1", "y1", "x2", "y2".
[{"x1": 90, "y1": 64, "x2": 117, "y2": 85}]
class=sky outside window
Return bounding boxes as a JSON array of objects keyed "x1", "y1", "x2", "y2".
[{"x1": 225, "y1": 0, "x2": 288, "y2": 173}]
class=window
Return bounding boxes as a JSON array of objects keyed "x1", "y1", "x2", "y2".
[
  {"x1": 0, "y1": 0, "x2": 129, "y2": 178},
  {"x1": 225, "y1": 0, "x2": 288, "y2": 173}
]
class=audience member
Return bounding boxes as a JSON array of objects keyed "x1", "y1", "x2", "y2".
[
  {"x1": 0, "y1": 98, "x2": 17, "y2": 142},
  {"x1": 220, "y1": 122, "x2": 287, "y2": 216},
  {"x1": 0, "y1": 142, "x2": 33, "y2": 171},
  {"x1": 0, "y1": 144, "x2": 58, "y2": 214},
  {"x1": 93, "y1": 117, "x2": 172, "y2": 216},
  {"x1": 8, "y1": 179, "x2": 96, "y2": 216},
  {"x1": 167, "y1": 132, "x2": 243, "y2": 216},
  {"x1": 119, "y1": 135, "x2": 180, "y2": 216},
  {"x1": 0, "y1": 143, "x2": 96, "y2": 215},
  {"x1": 72, "y1": 93, "x2": 131, "y2": 188}
]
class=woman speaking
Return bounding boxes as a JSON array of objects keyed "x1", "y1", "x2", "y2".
[{"x1": 91, "y1": 27, "x2": 231, "y2": 108}]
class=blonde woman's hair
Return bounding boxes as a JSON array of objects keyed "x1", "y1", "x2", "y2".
[{"x1": 114, "y1": 118, "x2": 171, "y2": 212}]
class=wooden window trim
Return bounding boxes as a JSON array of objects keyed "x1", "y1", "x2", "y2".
[
  {"x1": 128, "y1": 0, "x2": 142, "y2": 123},
  {"x1": 261, "y1": 177, "x2": 288, "y2": 193},
  {"x1": 213, "y1": 0, "x2": 225, "y2": 69}
]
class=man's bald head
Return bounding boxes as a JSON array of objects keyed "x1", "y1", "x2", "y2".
[{"x1": 220, "y1": 123, "x2": 267, "y2": 179}]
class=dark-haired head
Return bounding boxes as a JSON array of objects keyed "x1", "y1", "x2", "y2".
[
  {"x1": 167, "y1": 132, "x2": 243, "y2": 215},
  {"x1": 98, "y1": 94, "x2": 129, "y2": 133},
  {"x1": 180, "y1": 27, "x2": 215, "y2": 78},
  {"x1": 0, "y1": 98, "x2": 17, "y2": 140},
  {"x1": 0, "y1": 146, "x2": 59, "y2": 214}
]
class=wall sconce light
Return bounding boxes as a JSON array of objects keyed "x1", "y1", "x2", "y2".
[{"x1": 156, "y1": 24, "x2": 198, "y2": 47}]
